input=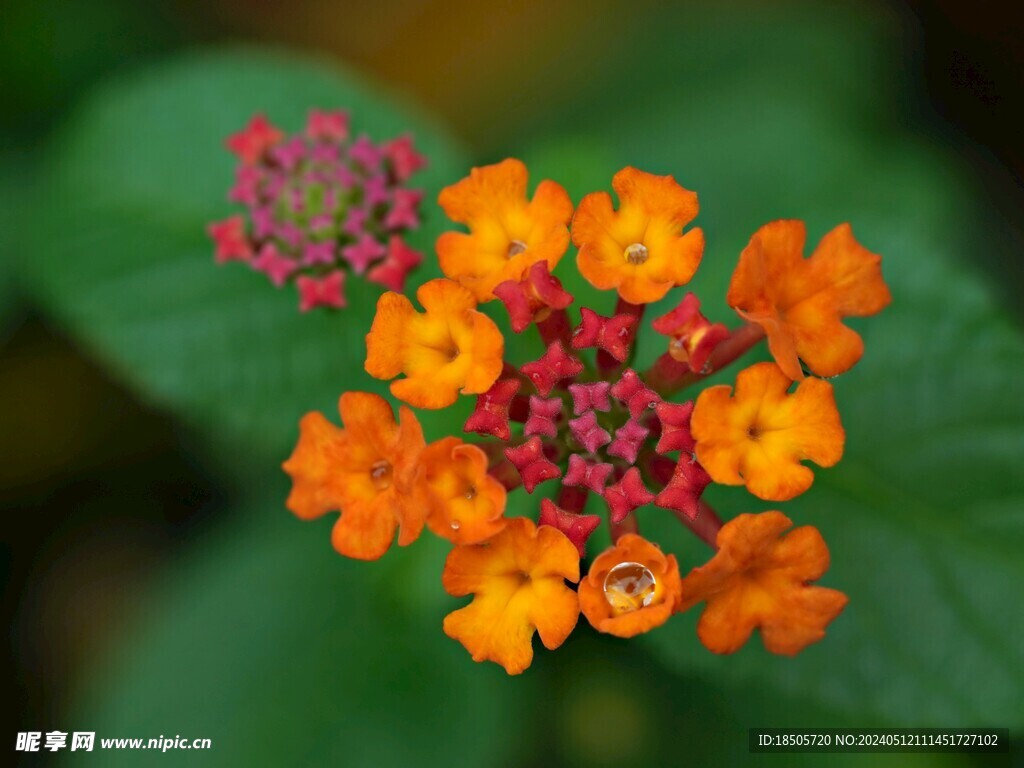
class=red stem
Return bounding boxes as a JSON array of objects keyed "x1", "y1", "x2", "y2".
[
  {"x1": 537, "y1": 308, "x2": 571, "y2": 348},
  {"x1": 508, "y1": 394, "x2": 530, "y2": 423},
  {"x1": 609, "y1": 511, "x2": 639, "y2": 541},
  {"x1": 671, "y1": 500, "x2": 722, "y2": 549},
  {"x1": 557, "y1": 484, "x2": 589, "y2": 514}
]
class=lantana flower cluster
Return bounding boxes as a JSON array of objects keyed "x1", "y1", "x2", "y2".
[
  {"x1": 284, "y1": 158, "x2": 891, "y2": 673},
  {"x1": 208, "y1": 111, "x2": 427, "y2": 311}
]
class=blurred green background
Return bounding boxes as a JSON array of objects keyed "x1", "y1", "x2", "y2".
[{"x1": 2, "y1": 1, "x2": 1022, "y2": 766}]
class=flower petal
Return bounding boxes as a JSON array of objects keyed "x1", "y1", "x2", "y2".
[
  {"x1": 692, "y1": 362, "x2": 844, "y2": 501},
  {"x1": 442, "y1": 518, "x2": 580, "y2": 674},
  {"x1": 678, "y1": 511, "x2": 848, "y2": 656}
]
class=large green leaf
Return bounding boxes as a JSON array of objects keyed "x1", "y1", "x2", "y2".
[
  {"x1": 55, "y1": 490, "x2": 532, "y2": 767},
  {"x1": 21, "y1": 48, "x2": 470, "y2": 475},
  {"x1": 518, "y1": 87, "x2": 1024, "y2": 727},
  {"x1": 0, "y1": 151, "x2": 26, "y2": 328}
]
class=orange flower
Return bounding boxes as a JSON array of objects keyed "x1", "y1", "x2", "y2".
[
  {"x1": 727, "y1": 220, "x2": 891, "y2": 380},
  {"x1": 691, "y1": 362, "x2": 843, "y2": 501},
  {"x1": 420, "y1": 437, "x2": 507, "y2": 545},
  {"x1": 437, "y1": 159, "x2": 573, "y2": 302},
  {"x1": 442, "y1": 517, "x2": 580, "y2": 674},
  {"x1": 579, "y1": 534, "x2": 682, "y2": 638},
  {"x1": 282, "y1": 392, "x2": 426, "y2": 560},
  {"x1": 678, "y1": 512, "x2": 848, "y2": 656},
  {"x1": 365, "y1": 278, "x2": 504, "y2": 409},
  {"x1": 572, "y1": 167, "x2": 704, "y2": 304}
]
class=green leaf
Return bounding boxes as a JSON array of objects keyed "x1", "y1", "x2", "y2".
[
  {"x1": 519, "y1": 89, "x2": 1024, "y2": 726},
  {"x1": 0, "y1": 151, "x2": 27, "y2": 328},
  {"x1": 56, "y1": 492, "x2": 533, "y2": 767},
  {"x1": 21, "y1": 48, "x2": 471, "y2": 475}
]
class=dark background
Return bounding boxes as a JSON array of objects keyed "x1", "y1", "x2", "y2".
[{"x1": 1, "y1": 1, "x2": 1021, "y2": 764}]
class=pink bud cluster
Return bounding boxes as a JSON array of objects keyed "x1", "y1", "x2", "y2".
[
  {"x1": 208, "y1": 111, "x2": 427, "y2": 311},
  {"x1": 463, "y1": 272, "x2": 715, "y2": 557}
]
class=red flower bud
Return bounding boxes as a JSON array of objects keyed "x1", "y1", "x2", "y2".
[
  {"x1": 609, "y1": 369, "x2": 662, "y2": 419},
  {"x1": 652, "y1": 292, "x2": 729, "y2": 373},
  {"x1": 464, "y1": 378, "x2": 521, "y2": 440},
  {"x1": 654, "y1": 456, "x2": 712, "y2": 520},
  {"x1": 602, "y1": 467, "x2": 655, "y2": 523},
  {"x1": 504, "y1": 436, "x2": 561, "y2": 493},
  {"x1": 366, "y1": 235, "x2": 423, "y2": 292},
  {"x1": 607, "y1": 419, "x2": 650, "y2": 464},
  {"x1": 654, "y1": 401, "x2": 696, "y2": 454},
  {"x1": 494, "y1": 261, "x2": 574, "y2": 333},
  {"x1": 571, "y1": 308, "x2": 637, "y2": 363},
  {"x1": 568, "y1": 411, "x2": 612, "y2": 454},
  {"x1": 523, "y1": 395, "x2": 563, "y2": 438},
  {"x1": 520, "y1": 342, "x2": 584, "y2": 396},
  {"x1": 568, "y1": 382, "x2": 612, "y2": 415},
  {"x1": 563, "y1": 454, "x2": 614, "y2": 493},
  {"x1": 539, "y1": 498, "x2": 601, "y2": 558}
]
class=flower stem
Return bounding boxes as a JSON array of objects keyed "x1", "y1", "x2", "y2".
[
  {"x1": 671, "y1": 500, "x2": 722, "y2": 549},
  {"x1": 537, "y1": 308, "x2": 571, "y2": 348},
  {"x1": 557, "y1": 484, "x2": 589, "y2": 514},
  {"x1": 610, "y1": 511, "x2": 639, "y2": 541}
]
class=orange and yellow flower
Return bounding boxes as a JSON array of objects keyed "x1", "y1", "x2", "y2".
[
  {"x1": 420, "y1": 437, "x2": 507, "y2": 545},
  {"x1": 365, "y1": 278, "x2": 504, "y2": 409},
  {"x1": 678, "y1": 511, "x2": 848, "y2": 655},
  {"x1": 437, "y1": 159, "x2": 573, "y2": 302},
  {"x1": 727, "y1": 220, "x2": 891, "y2": 380},
  {"x1": 579, "y1": 534, "x2": 683, "y2": 638},
  {"x1": 442, "y1": 517, "x2": 580, "y2": 674},
  {"x1": 282, "y1": 392, "x2": 426, "y2": 560},
  {"x1": 571, "y1": 167, "x2": 705, "y2": 304},
  {"x1": 691, "y1": 361, "x2": 843, "y2": 501}
]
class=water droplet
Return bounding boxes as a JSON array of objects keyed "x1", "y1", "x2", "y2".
[
  {"x1": 450, "y1": 520, "x2": 461, "y2": 531},
  {"x1": 507, "y1": 239, "x2": 528, "y2": 257},
  {"x1": 603, "y1": 561, "x2": 657, "y2": 614},
  {"x1": 623, "y1": 243, "x2": 649, "y2": 265}
]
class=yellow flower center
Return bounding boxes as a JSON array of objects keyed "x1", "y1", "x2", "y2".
[
  {"x1": 668, "y1": 337, "x2": 689, "y2": 363},
  {"x1": 369, "y1": 459, "x2": 393, "y2": 490},
  {"x1": 623, "y1": 242, "x2": 649, "y2": 265},
  {"x1": 507, "y1": 239, "x2": 528, "y2": 257},
  {"x1": 603, "y1": 561, "x2": 657, "y2": 614}
]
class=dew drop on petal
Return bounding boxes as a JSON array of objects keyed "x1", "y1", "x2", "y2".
[
  {"x1": 450, "y1": 520, "x2": 461, "y2": 531},
  {"x1": 603, "y1": 561, "x2": 657, "y2": 614},
  {"x1": 623, "y1": 243, "x2": 649, "y2": 265}
]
